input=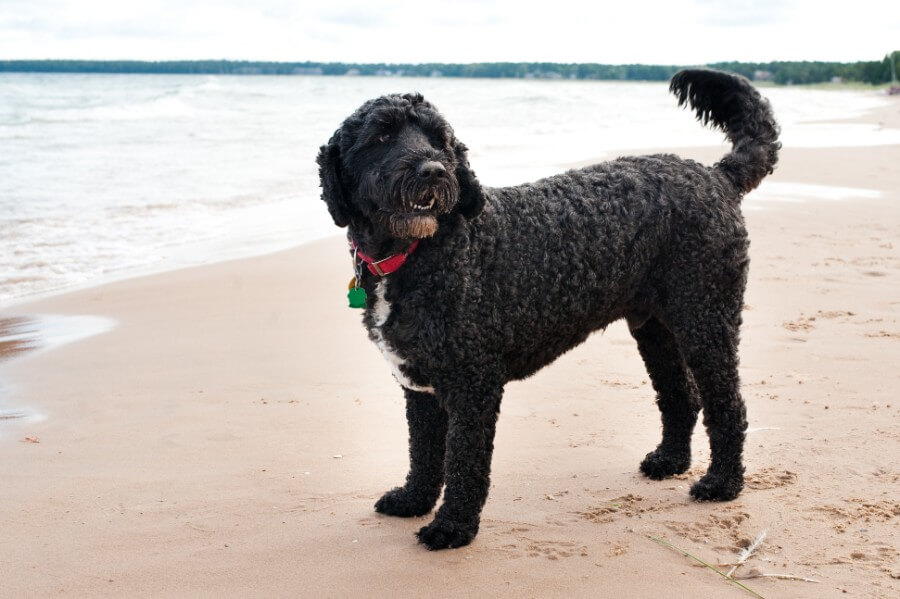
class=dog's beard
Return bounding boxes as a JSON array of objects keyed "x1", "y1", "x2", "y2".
[
  {"x1": 375, "y1": 211, "x2": 439, "y2": 238},
  {"x1": 365, "y1": 171, "x2": 459, "y2": 239}
]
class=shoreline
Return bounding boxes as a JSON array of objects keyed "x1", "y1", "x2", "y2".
[
  {"x1": 0, "y1": 134, "x2": 892, "y2": 358},
  {"x1": 0, "y1": 100, "x2": 897, "y2": 596},
  {"x1": 0, "y1": 317, "x2": 35, "y2": 363},
  {"x1": 3, "y1": 145, "x2": 896, "y2": 314}
]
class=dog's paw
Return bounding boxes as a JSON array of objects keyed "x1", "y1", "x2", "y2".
[
  {"x1": 689, "y1": 471, "x2": 743, "y2": 501},
  {"x1": 374, "y1": 487, "x2": 437, "y2": 518},
  {"x1": 416, "y1": 518, "x2": 478, "y2": 550},
  {"x1": 640, "y1": 448, "x2": 691, "y2": 480}
]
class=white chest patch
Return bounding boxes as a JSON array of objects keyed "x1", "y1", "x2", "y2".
[{"x1": 371, "y1": 281, "x2": 435, "y2": 394}]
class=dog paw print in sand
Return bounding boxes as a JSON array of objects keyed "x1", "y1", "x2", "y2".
[
  {"x1": 782, "y1": 310, "x2": 855, "y2": 333},
  {"x1": 567, "y1": 433, "x2": 601, "y2": 448},
  {"x1": 797, "y1": 498, "x2": 900, "y2": 578},
  {"x1": 845, "y1": 545, "x2": 899, "y2": 567},
  {"x1": 801, "y1": 534, "x2": 899, "y2": 579},
  {"x1": 850, "y1": 253, "x2": 899, "y2": 278},
  {"x1": 745, "y1": 468, "x2": 797, "y2": 490},
  {"x1": 521, "y1": 539, "x2": 589, "y2": 560},
  {"x1": 357, "y1": 515, "x2": 384, "y2": 528},
  {"x1": 782, "y1": 318, "x2": 815, "y2": 333},
  {"x1": 864, "y1": 330, "x2": 900, "y2": 339},
  {"x1": 490, "y1": 526, "x2": 588, "y2": 560},
  {"x1": 597, "y1": 378, "x2": 641, "y2": 390},
  {"x1": 663, "y1": 510, "x2": 754, "y2": 550},
  {"x1": 577, "y1": 493, "x2": 670, "y2": 524},
  {"x1": 812, "y1": 498, "x2": 899, "y2": 533}
]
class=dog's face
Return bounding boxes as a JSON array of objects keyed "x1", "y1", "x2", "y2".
[{"x1": 317, "y1": 93, "x2": 484, "y2": 239}]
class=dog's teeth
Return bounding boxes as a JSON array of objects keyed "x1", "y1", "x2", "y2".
[{"x1": 413, "y1": 198, "x2": 435, "y2": 211}]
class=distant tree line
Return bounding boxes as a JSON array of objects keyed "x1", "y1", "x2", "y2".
[
  {"x1": 1, "y1": 54, "x2": 897, "y2": 85},
  {"x1": 707, "y1": 57, "x2": 898, "y2": 85}
]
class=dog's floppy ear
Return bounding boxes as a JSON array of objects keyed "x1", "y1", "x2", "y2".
[
  {"x1": 316, "y1": 130, "x2": 351, "y2": 228},
  {"x1": 453, "y1": 140, "x2": 485, "y2": 219}
]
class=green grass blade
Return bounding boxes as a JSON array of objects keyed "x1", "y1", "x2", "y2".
[{"x1": 646, "y1": 535, "x2": 766, "y2": 599}]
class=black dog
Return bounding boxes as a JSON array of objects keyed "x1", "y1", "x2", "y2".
[{"x1": 316, "y1": 69, "x2": 779, "y2": 550}]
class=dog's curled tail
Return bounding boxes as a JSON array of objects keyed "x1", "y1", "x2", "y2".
[{"x1": 670, "y1": 69, "x2": 780, "y2": 194}]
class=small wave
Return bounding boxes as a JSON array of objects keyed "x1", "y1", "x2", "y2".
[
  {"x1": 0, "y1": 408, "x2": 46, "y2": 430},
  {"x1": 0, "y1": 113, "x2": 33, "y2": 127},
  {"x1": 176, "y1": 76, "x2": 224, "y2": 97},
  {"x1": 29, "y1": 95, "x2": 193, "y2": 123},
  {"x1": 107, "y1": 202, "x2": 181, "y2": 216},
  {"x1": 511, "y1": 94, "x2": 555, "y2": 104}
]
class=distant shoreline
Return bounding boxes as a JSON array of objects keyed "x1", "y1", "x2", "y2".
[{"x1": 2, "y1": 55, "x2": 898, "y2": 85}]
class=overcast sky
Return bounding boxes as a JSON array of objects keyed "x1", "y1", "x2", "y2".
[{"x1": 1, "y1": 0, "x2": 897, "y2": 64}]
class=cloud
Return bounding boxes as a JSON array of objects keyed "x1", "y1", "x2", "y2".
[
  {"x1": 694, "y1": 0, "x2": 797, "y2": 27},
  {"x1": 0, "y1": 0, "x2": 894, "y2": 63},
  {"x1": 320, "y1": 7, "x2": 393, "y2": 28}
]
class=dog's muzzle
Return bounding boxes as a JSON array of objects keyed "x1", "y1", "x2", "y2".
[
  {"x1": 412, "y1": 162, "x2": 446, "y2": 210},
  {"x1": 371, "y1": 159, "x2": 459, "y2": 239}
]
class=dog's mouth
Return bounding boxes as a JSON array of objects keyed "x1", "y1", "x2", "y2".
[
  {"x1": 409, "y1": 188, "x2": 439, "y2": 212},
  {"x1": 367, "y1": 172, "x2": 458, "y2": 239},
  {"x1": 371, "y1": 190, "x2": 442, "y2": 239},
  {"x1": 412, "y1": 195, "x2": 436, "y2": 211}
]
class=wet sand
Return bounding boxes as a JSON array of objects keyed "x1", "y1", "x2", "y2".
[
  {"x1": 0, "y1": 317, "x2": 37, "y2": 363},
  {"x1": 0, "y1": 99, "x2": 897, "y2": 598}
]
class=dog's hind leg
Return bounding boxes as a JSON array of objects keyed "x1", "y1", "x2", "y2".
[
  {"x1": 416, "y1": 380, "x2": 503, "y2": 550},
  {"x1": 375, "y1": 389, "x2": 448, "y2": 517},
  {"x1": 666, "y1": 301, "x2": 747, "y2": 501},
  {"x1": 628, "y1": 315, "x2": 700, "y2": 479}
]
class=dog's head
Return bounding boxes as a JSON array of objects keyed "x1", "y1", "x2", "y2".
[{"x1": 316, "y1": 93, "x2": 484, "y2": 239}]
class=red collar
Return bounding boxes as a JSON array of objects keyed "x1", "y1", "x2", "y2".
[{"x1": 350, "y1": 239, "x2": 420, "y2": 276}]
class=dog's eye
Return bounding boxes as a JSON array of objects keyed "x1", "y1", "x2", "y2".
[{"x1": 378, "y1": 133, "x2": 391, "y2": 143}]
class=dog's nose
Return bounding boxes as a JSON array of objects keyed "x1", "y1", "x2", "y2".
[{"x1": 417, "y1": 161, "x2": 446, "y2": 180}]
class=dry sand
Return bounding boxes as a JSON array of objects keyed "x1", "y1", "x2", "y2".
[{"x1": 1, "y1": 99, "x2": 898, "y2": 598}]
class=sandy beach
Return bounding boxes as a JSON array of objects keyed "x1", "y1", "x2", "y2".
[{"x1": 1, "y1": 100, "x2": 898, "y2": 598}]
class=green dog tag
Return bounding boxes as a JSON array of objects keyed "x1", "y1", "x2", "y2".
[{"x1": 348, "y1": 286, "x2": 367, "y2": 308}]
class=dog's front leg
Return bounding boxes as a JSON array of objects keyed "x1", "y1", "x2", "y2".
[
  {"x1": 375, "y1": 389, "x2": 448, "y2": 517},
  {"x1": 416, "y1": 383, "x2": 502, "y2": 550}
]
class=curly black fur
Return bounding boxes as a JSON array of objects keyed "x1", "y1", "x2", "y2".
[{"x1": 316, "y1": 69, "x2": 780, "y2": 550}]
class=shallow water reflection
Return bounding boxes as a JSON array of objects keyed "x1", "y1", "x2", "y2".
[{"x1": 0, "y1": 313, "x2": 115, "y2": 428}]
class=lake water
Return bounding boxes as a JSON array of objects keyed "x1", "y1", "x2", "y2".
[{"x1": 1, "y1": 73, "x2": 897, "y2": 305}]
